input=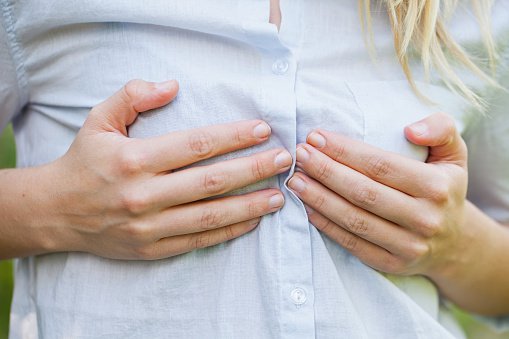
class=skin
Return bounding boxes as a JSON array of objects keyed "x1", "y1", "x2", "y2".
[
  {"x1": 1, "y1": 0, "x2": 506, "y2": 317},
  {"x1": 270, "y1": 0, "x2": 281, "y2": 30},
  {"x1": 287, "y1": 113, "x2": 509, "y2": 315},
  {"x1": 0, "y1": 79, "x2": 292, "y2": 260}
]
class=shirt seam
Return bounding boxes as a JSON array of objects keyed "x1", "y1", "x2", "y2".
[{"x1": 0, "y1": 0, "x2": 30, "y2": 110}]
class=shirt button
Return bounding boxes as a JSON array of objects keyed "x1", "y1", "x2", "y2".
[
  {"x1": 290, "y1": 287, "x2": 307, "y2": 305},
  {"x1": 272, "y1": 58, "x2": 289, "y2": 75}
]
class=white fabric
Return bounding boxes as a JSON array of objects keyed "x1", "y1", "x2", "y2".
[{"x1": 1, "y1": 0, "x2": 508, "y2": 338}]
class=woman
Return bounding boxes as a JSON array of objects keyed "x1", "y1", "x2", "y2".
[{"x1": 1, "y1": 0, "x2": 508, "y2": 337}]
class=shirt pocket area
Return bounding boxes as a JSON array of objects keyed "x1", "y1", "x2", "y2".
[
  {"x1": 345, "y1": 80, "x2": 471, "y2": 321},
  {"x1": 345, "y1": 80, "x2": 470, "y2": 163}
]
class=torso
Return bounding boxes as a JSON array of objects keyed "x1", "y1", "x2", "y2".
[{"x1": 5, "y1": 1, "x2": 508, "y2": 338}]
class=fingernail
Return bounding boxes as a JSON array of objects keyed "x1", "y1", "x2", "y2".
[
  {"x1": 155, "y1": 80, "x2": 177, "y2": 91},
  {"x1": 308, "y1": 132, "x2": 326, "y2": 148},
  {"x1": 409, "y1": 122, "x2": 428, "y2": 136},
  {"x1": 268, "y1": 194, "x2": 285, "y2": 209},
  {"x1": 288, "y1": 177, "x2": 306, "y2": 193},
  {"x1": 250, "y1": 217, "x2": 262, "y2": 227},
  {"x1": 275, "y1": 151, "x2": 292, "y2": 168},
  {"x1": 304, "y1": 205, "x2": 314, "y2": 215},
  {"x1": 253, "y1": 122, "x2": 271, "y2": 139},
  {"x1": 296, "y1": 147, "x2": 310, "y2": 163}
]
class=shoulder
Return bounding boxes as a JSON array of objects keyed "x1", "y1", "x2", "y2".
[{"x1": 0, "y1": 3, "x2": 28, "y2": 131}]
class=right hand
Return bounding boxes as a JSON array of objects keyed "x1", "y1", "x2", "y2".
[{"x1": 45, "y1": 79, "x2": 291, "y2": 260}]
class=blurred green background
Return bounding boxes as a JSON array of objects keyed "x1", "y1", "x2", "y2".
[
  {"x1": 1, "y1": 124, "x2": 15, "y2": 339},
  {"x1": 0, "y1": 124, "x2": 507, "y2": 338}
]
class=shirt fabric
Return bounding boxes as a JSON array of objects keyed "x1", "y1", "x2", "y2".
[{"x1": 1, "y1": 0, "x2": 509, "y2": 338}]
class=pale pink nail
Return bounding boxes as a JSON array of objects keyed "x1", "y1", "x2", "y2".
[
  {"x1": 155, "y1": 80, "x2": 177, "y2": 91},
  {"x1": 296, "y1": 147, "x2": 310, "y2": 163},
  {"x1": 268, "y1": 194, "x2": 285, "y2": 209},
  {"x1": 409, "y1": 122, "x2": 428, "y2": 136},
  {"x1": 308, "y1": 132, "x2": 326, "y2": 148},
  {"x1": 288, "y1": 177, "x2": 306, "y2": 193},
  {"x1": 253, "y1": 122, "x2": 271, "y2": 139},
  {"x1": 275, "y1": 151, "x2": 292, "y2": 168}
]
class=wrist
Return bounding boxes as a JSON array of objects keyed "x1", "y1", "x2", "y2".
[
  {"x1": 423, "y1": 202, "x2": 479, "y2": 286},
  {"x1": 422, "y1": 201, "x2": 509, "y2": 314},
  {"x1": 27, "y1": 159, "x2": 76, "y2": 254}
]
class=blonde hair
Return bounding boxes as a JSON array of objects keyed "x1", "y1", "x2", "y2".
[{"x1": 359, "y1": 0, "x2": 498, "y2": 109}]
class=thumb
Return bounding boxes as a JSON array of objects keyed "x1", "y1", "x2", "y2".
[
  {"x1": 404, "y1": 112, "x2": 467, "y2": 168},
  {"x1": 85, "y1": 79, "x2": 179, "y2": 135}
]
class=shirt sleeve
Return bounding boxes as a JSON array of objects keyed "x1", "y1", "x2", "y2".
[
  {"x1": 464, "y1": 54, "x2": 509, "y2": 224},
  {"x1": 462, "y1": 48, "x2": 509, "y2": 334},
  {"x1": 0, "y1": 3, "x2": 28, "y2": 133}
]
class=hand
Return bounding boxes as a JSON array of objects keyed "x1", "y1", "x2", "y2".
[
  {"x1": 41, "y1": 79, "x2": 291, "y2": 260},
  {"x1": 288, "y1": 112, "x2": 468, "y2": 278}
]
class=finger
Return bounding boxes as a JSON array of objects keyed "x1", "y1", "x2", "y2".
[
  {"x1": 86, "y1": 79, "x2": 179, "y2": 135},
  {"x1": 307, "y1": 209, "x2": 404, "y2": 274},
  {"x1": 151, "y1": 189, "x2": 284, "y2": 238},
  {"x1": 288, "y1": 173, "x2": 426, "y2": 259},
  {"x1": 148, "y1": 218, "x2": 261, "y2": 260},
  {"x1": 135, "y1": 119, "x2": 273, "y2": 173},
  {"x1": 305, "y1": 129, "x2": 434, "y2": 197},
  {"x1": 295, "y1": 144, "x2": 421, "y2": 229},
  {"x1": 134, "y1": 148, "x2": 292, "y2": 210},
  {"x1": 404, "y1": 112, "x2": 467, "y2": 167}
]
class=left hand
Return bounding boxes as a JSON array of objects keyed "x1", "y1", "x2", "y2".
[{"x1": 288, "y1": 112, "x2": 469, "y2": 277}]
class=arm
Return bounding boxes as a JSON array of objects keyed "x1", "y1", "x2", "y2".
[
  {"x1": 428, "y1": 202, "x2": 509, "y2": 315},
  {"x1": 288, "y1": 112, "x2": 509, "y2": 315},
  {"x1": 0, "y1": 79, "x2": 291, "y2": 260}
]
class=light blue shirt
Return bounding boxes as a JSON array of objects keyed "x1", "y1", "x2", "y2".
[{"x1": 2, "y1": 0, "x2": 509, "y2": 338}]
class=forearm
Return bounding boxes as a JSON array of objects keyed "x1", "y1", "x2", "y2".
[
  {"x1": 0, "y1": 164, "x2": 64, "y2": 259},
  {"x1": 427, "y1": 200, "x2": 509, "y2": 315}
]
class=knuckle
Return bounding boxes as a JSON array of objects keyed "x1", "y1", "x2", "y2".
[
  {"x1": 427, "y1": 175, "x2": 450, "y2": 203},
  {"x1": 223, "y1": 225, "x2": 236, "y2": 241},
  {"x1": 247, "y1": 200, "x2": 263, "y2": 219},
  {"x1": 133, "y1": 245, "x2": 154, "y2": 260},
  {"x1": 430, "y1": 185, "x2": 450, "y2": 203},
  {"x1": 440, "y1": 114, "x2": 457, "y2": 145},
  {"x1": 316, "y1": 160, "x2": 333, "y2": 182},
  {"x1": 124, "y1": 222, "x2": 149, "y2": 240},
  {"x1": 233, "y1": 126, "x2": 243, "y2": 146},
  {"x1": 188, "y1": 131, "x2": 216, "y2": 158},
  {"x1": 440, "y1": 113, "x2": 456, "y2": 132},
  {"x1": 384, "y1": 256, "x2": 406, "y2": 275},
  {"x1": 124, "y1": 79, "x2": 143, "y2": 99},
  {"x1": 315, "y1": 218, "x2": 335, "y2": 233},
  {"x1": 88, "y1": 105, "x2": 101, "y2": 119},
  {"x1": 332, "y1": 144, "x2": 347, "y2": 162},
  {"x1": 366, "y1": 156, "x2": 391, "y2": 179},
  {"x1": 351, "y1": 183, "x2": 378, "y2": 207},
  {"x1": 190, "y1": 233, "x2": 212, "y2": 249},
  {"x1": 312, "y1": 194, "x2": 327, "y2": 210},
  {"x1": 203, "y1": 171, "x2": 228, "y2": 195},
  {"x1": 117, "y1": 147, "x2": 144, "y2": 176},
  {"x1": 407, "y1": 241, "x2": 430, "y2": 261},
  {"x1": 121, "y1": 80, "x2": 143, "y2": 110},
  {"x1": 340, "y1": 233, "x2": 360, "y2": 252},
  {"x1": 251, "y1": 157, "x2": 266, "y2": 181},
  {"x1": 344, "y1": 211, "x2": 369, "y2": 235},
  {"x1": 416, "y1": 215, "x2": 443, "y2": 238},
  {"x1": 199, "y1": 208, "x2": 227, "y2": 230},
  {"x1": 119, "y1": 190, "x2": 150, "y2": 215}
]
